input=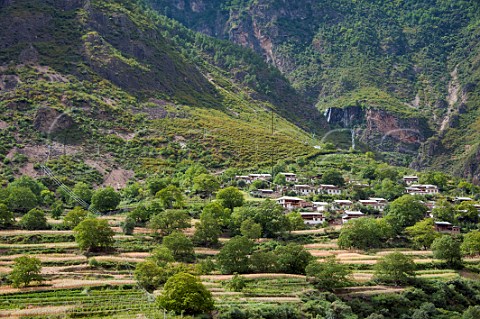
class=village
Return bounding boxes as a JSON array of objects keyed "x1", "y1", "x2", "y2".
[{"x1": 236, "y1": 173, "x2": 479, "y2": 233}]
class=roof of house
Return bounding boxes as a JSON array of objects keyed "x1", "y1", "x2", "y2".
[
  {"x1": 319, "y1": 184, "x2": 339, "y2": 189},
  {"x1": 454, "y1": 197, "x2": 474, "y2": 201},
  {"x1": 300, "y1": 212, "x2": 323, "y2": 216},
  {"x1": 334, "y1": 200, "x2": 353, "y2": 204},
  {"x1": 359, "y1": 200, "x2": 378, "y2": 204},
  {"x1": 276, "y1": 196, "x2": 304, "y2": 201},
  {"x1": 312, "y1": 201, "x2": 329, "y2": 205},
  {"x1": 279, "y1": 172, "x2": 296, "y2": 176},
  {"x1": 403, "y1": 175, "x2": 419, "y2": 179},
  {"x1": 435, "y1": 221, "x2": 452, "y2": 226},
  {"x1": 344, "y1": 210, "x2": 364, "y2": 215}
]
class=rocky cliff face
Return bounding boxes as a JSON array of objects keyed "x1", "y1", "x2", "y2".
[{"x1": 325, "y1": 106, "x2": 431, "y2": 154}]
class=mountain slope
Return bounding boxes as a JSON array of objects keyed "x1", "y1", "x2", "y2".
[
  {"x1": 0, "y1": 0, "x2": 326, "y2": 184},
  {"x1": 147, "y1": 0, "x2": 480, "y2": 179}
]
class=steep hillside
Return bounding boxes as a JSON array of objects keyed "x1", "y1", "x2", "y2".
[
  {"x1": 0, "y1": 0, "x2": 326, "y2": 185},
  {"x1": 148, "y1": 0, "x2": 480, "y2": 178}
]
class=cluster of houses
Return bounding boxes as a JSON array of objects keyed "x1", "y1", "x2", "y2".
[
  {"x1": 275, "y1": 196, "x2": 387, "y2": 225},
  {"x1": 236, "y1": 173, "x2": 476, "y2": 233}
]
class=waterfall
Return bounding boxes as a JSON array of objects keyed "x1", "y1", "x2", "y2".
[
  {"x1": 351, "y1": 129, "x2": 355, "y2": 150},
  {"x1": 324, "y1": 108, "x2": 332, "y2": 123}
]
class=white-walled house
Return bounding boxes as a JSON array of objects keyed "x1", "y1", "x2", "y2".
[
  {"x1": 406, "y1": 184, "x2": 439, "y2": 195},
  {"x1": 403, "y1": 175, "x2": 419, "y2": 185},
  {"x1": 300, "y1": 212, "x2": 326, "y2": 225},
  {"x1": 294, "y1": 184, "x2": 315, "y2": 196},
  {"x1": 341, "y1": 211, "x2": 364, "y2": 224},
  {"x1": 276, "y1": 196, "x2": 309, "y2": 210},
  {"x1": 279, "y1": 172, "x2": 298, "y2": 183},
  {"x1": 318, "y1": 184, "x2": 342, "y2": 195},
  {"x1": 312, "y1": 201, "x2": 329, "y2": 212}
]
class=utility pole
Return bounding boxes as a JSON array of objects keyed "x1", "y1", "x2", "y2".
[{"x1": 270, "y1": 109, "x2": 274, "y2": 177}]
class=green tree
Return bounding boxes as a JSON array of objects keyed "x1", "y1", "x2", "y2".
[
  {"x1": 148, "y1": 209, "x2": 191, "y2": 237},
  {"x1": 249, "y1": 250, "x2": 279, "y2": 273},
  {"x1": 217, "y1": 236, "x2": 253, "y2": 274},
  {"x1": 7, "y1": 186, "x2": 37, "y2": 213},
  {"x1": 150, "y1": 245, "x2": 175, "y2": 266},
  {"x1": 134, "y1": 260, "x2": 164, "y2": 292},
  {"x1": 50, "y1": 200, "x2": 64, "y2": 219},
  {"x1": 128, "y1": 201, "x2": 162, "y2": 226},
  {"x1": 273, "y1": 174, "x2": 287, "y2": 186},
  {"x1": 122, "y1": 182, "x2": 141, "y2": 201},
  {"x1": 9, "y1": 176, "x2": 44, "y2": 199},
  {"x1": 193, "y1": 211, "x2": 222, "y2": 247},
  {"x1": 275, "y1": 243, "x2": 313, "y2": 275},
  {"x1": 72, "y1": 182, "x2": 93, "y2": 204},
  {"x1": 156, "y1": 185, "x2": 185, "y2": 209},
  {"x1": 374, "y1": 252, "x2": 416, "y2": 284},
  {"x1": 90, "y1": 187, "x2": 121, "y2": 213},
  {"x1": 9, "y1": 256, "x2": 43, "y2": 288},
  {"x1": 463, "y1": 306, "x2": 480, "y2": 319},
  {"x1": 431, "y1": 235, "x2": 462, "y2": 267},
  {"x1": 19, "y1": 208, "x2": 48, "y2": 230},
  {"x1": 225, "y1": 273, "x2": 247, "y2": 292},
  {"x1": 375, "y1": 164, "x2": 398, "y2": 182},
  {"x1": 461, "y1": 230, "x2": 480, "y2": 256},
  {"x1": 431, "y1": 199, "x2": 455, "y2": 223},
  {"x1": 338, "y1": 218, "x2": 393, "y2": 250},
  {"x1": 240, "y1": 218, "x2": 262, "y2": 240},
  {"x1": 405, "y1": 219, "x2": 440, "y2": 250},
  {"x1": 40, "y1": 189, "x2": 55, "y2": 205},
  {"x1": 216, "y1": 186, "x2": 245, "y2": 211},
  {"x1": 183, "y1": 164, "x2": 208, "y2": 188},
  {"x1": 201, "y1": 201, "x2": 230, "y2": 228},
  {"x1": 287, "y1": 211, "x2": 306, "y2": 231},
  {"x1": 146, "y1": 175, "x2": 170, "y2": 196},
  {"x1": 455, "y1": 201, "x2": 479, "y2": 223},
  {"x1": 74, "y1": 218, "x2": 114, "y2": 252},
  {"x1": 121, "y1": 216, "x2": 135, "y2": 235},
  {"x1": 321, "y1": 169, "x2": 345, "y2": 187},
  {"x1": 193, "y1": 173, "x2": 220, "y2": 199},
  {"x1": 0, "y1": 203, "x2": 14, "y2": 229},
  {"x1": 306, "y1": 256, "x2": 352, "y2": 290},
  {"x1": 419, "y1": 171, "x2": 449, "y2": 190},
  {"x1": 386, "y1": 195, "x2": 427, "y2": 231},
  {"x1": 157, "y1": 272, "x2": 214, "y2": 315},
  {"x1": 373, "y1": 179, "x2": 404, "y2": 201},
  {"x1": 232, "y1": 200, "x2": 290, "y2": 238},
  {"x1": 63, "y1": 206, "x2": 89, "y2": 229},
  {"x1": 163, "y1": 231, "x2": 195, "y2": 262}
]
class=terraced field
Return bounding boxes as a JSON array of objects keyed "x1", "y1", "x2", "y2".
[{"x1": 0, "y1": 215, "x2": 475, "y2": 318}]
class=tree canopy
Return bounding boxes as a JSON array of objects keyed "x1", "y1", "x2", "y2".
[
  {"x1": 157, "y1": 272, "x2": 214, "y2": 315},
  {"x1": 74, "y1": 218, "x2": 115, "y2": 252},
  {"x1": 374, "y1": 252, "x2": 416, "y2": 284},
  {"x1": 216, "y1": 236, "x2": 253, "y2": 274},
  {"x1": 9, "y1": 256, "x2": 43, "y2": 288},
  {"x1": 90, "y1": 187, "x2": 121, "y2": 213},
  {"x1": 431, "y1": 235, "x2": 463, "y2": 267},
  {"x1": 306, "y1": 256, "x2": 352, "y2": 290},
  {"x1": 386, "y1": 195, "x2": 427, "y2": 231},
  {"x1": 338, "y1": 217, "x2": 393, "y2": 250},
  {"x1": 216, "y1": 186, "x2": 245, "y2": 211}
]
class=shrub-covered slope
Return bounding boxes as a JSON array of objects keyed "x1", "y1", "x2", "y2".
[{"x1": 0, "y1": 0, "x2": 326, "y2": 182}]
